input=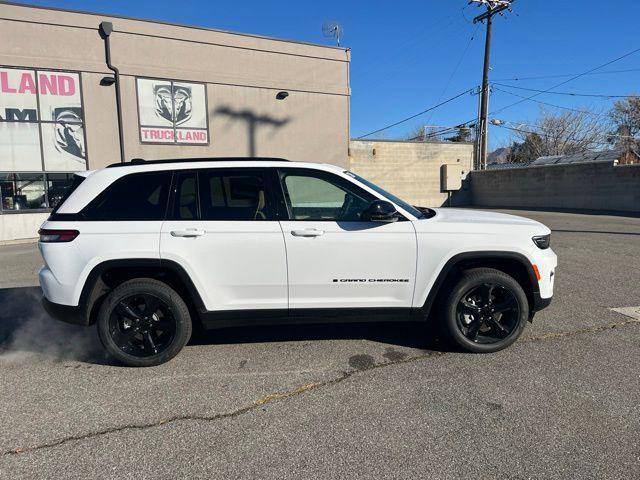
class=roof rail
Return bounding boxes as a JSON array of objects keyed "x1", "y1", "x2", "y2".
[{"x1": 106, "y1": 157, "x2": 291, "y2": 168}]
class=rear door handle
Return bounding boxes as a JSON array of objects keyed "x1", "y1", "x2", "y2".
[
  {"x1": 291, "y1": 228, "x2": 324, "y2": 238},
  {"x1": 170, "y1": 229, "x2": 206, "y2": 238}
]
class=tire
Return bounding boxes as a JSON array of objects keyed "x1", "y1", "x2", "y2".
[
  {"x1": 442, "y1": 268, "x2": 529, "y2": 353},
  {"x1": 97, "y1": 278, "x2": 192, "y2": 367}
]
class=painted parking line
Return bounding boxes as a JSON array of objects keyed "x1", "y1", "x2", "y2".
[{"x1": 610, "y1": 306, "x2": 640, "y2": 321}]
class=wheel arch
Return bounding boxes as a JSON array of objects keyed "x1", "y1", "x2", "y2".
[
  {"x1": 420, "y1": 251, "x2": 540, "y2": 319},
  {"x1": 79, "y1": 258, "x2": 206, "y2": 326}
]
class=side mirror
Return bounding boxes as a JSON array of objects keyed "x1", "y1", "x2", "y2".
[{"x1": 361, "y1": 200, "x2": 398, "y2": 223}]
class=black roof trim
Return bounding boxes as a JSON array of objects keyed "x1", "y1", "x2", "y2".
[{"x1": 106, "y1": 157, "x2": 291, "y2": 168}]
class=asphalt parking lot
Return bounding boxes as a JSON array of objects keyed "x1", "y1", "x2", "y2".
[{"x1": 0, "y1": 209, "x2": 639, "y2": 479}]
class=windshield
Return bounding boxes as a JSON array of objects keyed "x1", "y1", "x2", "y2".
[{"x1": 344, "y1": 171, "x2": 425, "y2": 219}]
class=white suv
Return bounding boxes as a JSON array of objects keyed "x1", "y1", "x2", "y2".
[{"x1": 39, "y1": 158, "x2": 556, "y2": 367}]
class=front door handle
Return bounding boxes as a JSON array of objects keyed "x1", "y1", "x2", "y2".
[
  {"x1": 291, "y1": 228, "x2": 324, "y2": 238},
  {"x1": 170, "y1": 229, "x2": 206, "y2": 238}
]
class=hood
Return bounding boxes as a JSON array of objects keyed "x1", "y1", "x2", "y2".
[
  {"x1": 430, "y1": 208, "x2": 542, "y2": 227},
  {"x1": 415, "y1": 208, "x2": 552, "y2": 237}
]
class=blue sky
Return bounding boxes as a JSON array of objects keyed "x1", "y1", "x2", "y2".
[{"x1": 11, "y1": 0, "x2": 640, "y2": 149}]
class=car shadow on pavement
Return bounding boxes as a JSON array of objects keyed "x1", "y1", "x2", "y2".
[
  {"x1": 190, "y1": 320, "x2": 450, "y2": 353},
  {"x1": 0, "y1": 286, "x2": 110, "y2": 365},
  {"x1": 0, "y1": 286, "x2": 453, "y2": 365}
]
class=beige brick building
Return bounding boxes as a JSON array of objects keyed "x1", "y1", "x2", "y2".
[
  {"x1": 0, "y1": 2, "x2": 350, "y2": 240},
  {"x1": 349, "y1": 139, "x2": 474, "y2": 207}
]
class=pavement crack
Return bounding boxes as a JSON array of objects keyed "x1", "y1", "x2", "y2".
[
  {"x1": 522, "y1": 316, "x2": 640, "y2": 343},
  {"x1": 2, "y1": 350, "x2": 446, "y2": 457},
  {"x1": 4, "y1": 317, "x2": 638, "y2": 457}
]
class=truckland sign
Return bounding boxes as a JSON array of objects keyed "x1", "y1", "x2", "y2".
[
  {"x1": 136, "y1": 77, "x2": 209, "y2": 145},
  {"x1": 0, "y1": 66, "x2": 87, "y2": 172}
]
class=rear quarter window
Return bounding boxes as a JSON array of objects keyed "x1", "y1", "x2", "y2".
[
  {"x1": 50, "y1": 174, "x2": 86, "y2": 214},
  {"x1": 82, "y1": 171, "x2": 172, "y2": 221}
]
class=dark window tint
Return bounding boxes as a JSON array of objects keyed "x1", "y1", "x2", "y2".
[
  {"x1": 198, "y1": 170, "x2": 271, "y2": 221},
  {"x1": 50, "y1": 173, "x2": 85, "y2": 212},
  {"x1": 84, "y1": 171, "x2": 171, "y2": 221},
  {"x1": 174, "y1": 172, "x2": 199, "y2": 220},
  {"x1": 279, "y1": 170, "x2": 374, "y2": 221}
]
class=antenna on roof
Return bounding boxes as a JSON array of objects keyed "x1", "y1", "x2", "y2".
[{"x1": 322, "y1": 21, "x2": 344, "y2": 47}]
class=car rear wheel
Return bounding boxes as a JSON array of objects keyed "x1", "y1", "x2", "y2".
[
  {"x1": 442, "y1": 268, "x2": 529, "y2": 353},
  {"x1": 97, "y1": 278, "x2": 192, "y2": 367}
]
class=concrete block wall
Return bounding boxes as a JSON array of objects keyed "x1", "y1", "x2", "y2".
[
  {"x1": 470, "y1": 162, "x2": 640, "y2": 213},
  {"x1": 348, "y1": 140, "x2": 474, "y2": 207}
]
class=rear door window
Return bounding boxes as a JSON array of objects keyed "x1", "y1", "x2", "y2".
[
  {"x1": 83, "y1": 171, "x2": 172, "y2": 221},
  {"x1": 173, "y1": 171, "x2": 199, "y2": 220},
  {"x1": 200, "y1": 171, "x2": 270, "y2": 221},
  {"x1": 172, "y1": 169, "x2": 274, "y2": 221}
]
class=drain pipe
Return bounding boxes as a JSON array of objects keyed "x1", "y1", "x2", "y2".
[{"x1": 99, "y1": 21, "x2": 126, "y2": 163}]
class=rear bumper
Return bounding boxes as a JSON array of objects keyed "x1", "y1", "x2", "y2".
[{"x1": 42, "y1": 296, "x2": 88, "y2": 326}]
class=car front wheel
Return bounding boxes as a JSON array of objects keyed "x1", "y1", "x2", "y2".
[
  {"x1": 97, "y1": 278, "x2": 192, "y2": 367},
  {"x1": 443, "y1": 268, "x2": 529, "y2": 353}
]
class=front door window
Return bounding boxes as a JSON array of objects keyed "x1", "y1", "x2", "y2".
[{"x1": 279, "y1": 170, "x2": 374, "y2": 222}]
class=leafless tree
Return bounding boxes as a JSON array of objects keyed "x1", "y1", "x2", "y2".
[
  {"x1": 406, "y1": 125, "x2": 427, "y2": 141},
  {"x1": 506, "y1": 109, "x2": 608, "y2": 164},
  {"x1": 406, "y1": 125, "x2": 472, "y2": 143},
  {"x1": 609, "y1": 96, "x2": 640, "y2": 160}
]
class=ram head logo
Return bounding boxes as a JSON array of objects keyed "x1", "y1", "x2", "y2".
[
  {"x1": 53, "y1": 107, "x2": 85, "y2": 160},
  {"x1": 153, "y1": 84, "x2": 192, "y2": 125}
]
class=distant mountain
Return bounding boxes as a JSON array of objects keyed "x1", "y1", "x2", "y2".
[{"x1": 487, "y1": 147, "x2": 511, "y2": 165}]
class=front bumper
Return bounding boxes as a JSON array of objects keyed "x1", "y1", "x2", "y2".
[
  {"x1": 42, "y1": 296, "x2": 88, "y2": 326},
  {"x1": 533, "y1": 293, "x2": 552, "y2": 312}
]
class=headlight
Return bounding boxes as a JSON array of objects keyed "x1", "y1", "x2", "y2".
[{"x1": 532, "y1": 234, "x2": 551, "y2": 249}]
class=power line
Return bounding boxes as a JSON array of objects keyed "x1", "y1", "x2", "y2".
[
  {"x1": 493, "y1": 123, "x2": 613, "y2": 147},
  {"x1": 492, "y1": 86, "x2": 607, "y2": 116},
  {"x1": 494, "y1": 82, "x2": 640, "y2": 99},
  {"x1": 493, "y1": 68, "x2": 640, "y2": 82},
  {"x1": 494, "y1": 119, "x2": 635, "y2": 147},
  {"x1": 423, "y1": 24, "x2": 481, "y2": 126},
  {"x1": 407, "y1": 121, "x2": 476, "y2": 141},
  {"x1": 491, "y1": 45, "x2": 640, "y2": 115},
  {"x1": 355, "y1": 88, "x2": 475, "y2": 139},
  {"x1": 356, "y1": 12, "x2": 468, "y2": 79}
]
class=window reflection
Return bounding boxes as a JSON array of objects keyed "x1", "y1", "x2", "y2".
[
  {"x1": 0, "y1": 173, "x2": 47, "y2": 211},
  {"x1": 0, "y1": 172, "x2": 78, "y2": 212}
]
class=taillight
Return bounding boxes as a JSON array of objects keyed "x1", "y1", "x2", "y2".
[{"x1": 38, "y1": 229, "x2": 79, "y2": 243}]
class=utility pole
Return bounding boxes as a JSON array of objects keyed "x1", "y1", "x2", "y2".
[{"x1": 471, "y1": 0, "x2": 514, "y2": 170}]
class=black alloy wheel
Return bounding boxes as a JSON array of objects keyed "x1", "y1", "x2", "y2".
[
  {"x1": 456, "y1": 282, "x2": 520, "y2": 344},
  {"x1": 97, "y1": 278, "x2": 192, "y2": 367},
  {"x1": 442, "y1": 268, "x2": 529, "y2": 353},
  {"x1": 109, "y1": 293, "x2": 176, "y2": 357}
]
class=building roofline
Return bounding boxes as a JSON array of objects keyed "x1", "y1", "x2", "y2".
[{"x1": 0, "y1": 1, "x2": 349, "y2": 52}]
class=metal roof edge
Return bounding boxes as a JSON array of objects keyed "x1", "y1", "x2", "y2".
[{"x1": 0, "y1": 1, "x2": 349, "y2": 53}]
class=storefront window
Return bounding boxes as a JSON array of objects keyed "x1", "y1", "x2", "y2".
[
  {"x1": 45, "y1": 173, "x2": 77, "y2": 209},
  {"x1": 0, "y1": 65, "x2": 88, "y2": 213},
  {"x1": 0, "y1": 173, "x2": 47, "y2": 211}
]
